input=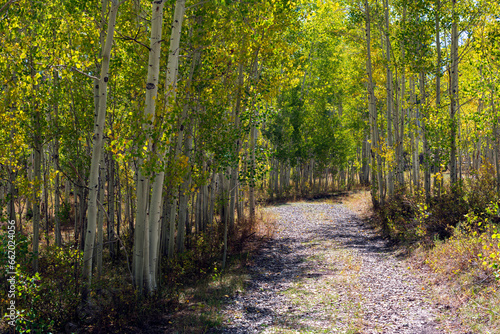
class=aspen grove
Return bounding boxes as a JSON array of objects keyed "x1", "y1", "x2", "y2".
[{"x1": 1, "y1": 0, "x2": 500, "y2": 331}]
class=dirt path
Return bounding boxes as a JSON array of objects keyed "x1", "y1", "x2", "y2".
[{"x1": 208, "y1": 201, "x2": 464, "y2": 333}]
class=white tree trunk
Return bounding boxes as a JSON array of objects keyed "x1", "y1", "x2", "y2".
[
  {"x1": 108, "y1": 154, "x2": 116, "y2": 259},
  {"x1": 33, "y1": 144, "x2": 41, "y2": 272},
  {"x1": 420, "y1": 71, "x2": 430, "y2": 201},
  {"x1": 97, "y1": 150, "x2": 105, "y2": 280},
  {"x1": 449, "y1": 0, "x2": 459, "y2": 186},
  {"x1": 53, "y1": 70, "x2": 62, "y2": 247},
  {"x1": 365, "y1": 0, "x2": 383, "y2": 207},
  {"x1": 82, "y1": 0, "x2": 120, "y2": 295},
  {"x1": 249, "y1": 125, "x2": 256, "y2": 222},
  {"x1": 384, "y1": 0, "x2": 394, "y2": 198},
  {"x1": 132, "y1": 0, "x2": 165, "y2": 292}
]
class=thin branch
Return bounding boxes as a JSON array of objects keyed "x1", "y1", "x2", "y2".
[
  {"x1": 71, "y1": 66, "x2": 99, "y2": 81},
  {"x1": 115, "y1": 31, "x2": 151, "y2": 51},
  {"x1": 0, "y1": 0, "x2": 20, "y2": 15},
  {"x1": 66, "y1": 159, "x2": 90, "y2": 189},
  {"x1": 96, "y1": 198, "x2": 134, "y2": 282},
  {"x1": 51, "y1": 64, "x2": 99, "y2": 81}
]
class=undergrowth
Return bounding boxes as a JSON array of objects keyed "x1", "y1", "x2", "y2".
[
  {"x1": 0, "y1": 206, "x2": 271, "y2": 333},
  {"x1": 377, "y1": 165, "x2": 500, "y2": 332}
]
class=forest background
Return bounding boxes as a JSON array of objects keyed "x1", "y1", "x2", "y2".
[{"x1": 1, "y1": 0, "x2": 500, "y2": 332}]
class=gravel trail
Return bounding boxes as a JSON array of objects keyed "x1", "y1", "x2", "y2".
[{"x1": 208, "y1": 201, "x2": 455, "y2": 333}]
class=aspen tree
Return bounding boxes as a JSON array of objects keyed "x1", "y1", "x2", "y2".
[
  {"x1": 33, "y1": 116, "x2": 41, "y2": 273},
  {"x1": 170, "y1": 47, "x2": 200, "y2": 255},
  {"x1": 396, "y1": 5, "x2": 407, "y2": 187},
  {"x1": 409, "y1": 77, "x2": 418, "y2": 190},
  {"x1": 249, "y1": 125, "x2": 256, "y2": 222},
  {"x1": 434, "y1": 0, "x2": 442, "y2": 195},
  {"x1": 420, "y1": 71, "x2": 431, "y2": 201},
  {"x1": 450, "y1": 0, "x2": 459, "y2": 186},
  {"x1": 133, "y1": 0, "x2": 166, "y2": 292},
  {"x1": 228, "y1": 53, "x2": 246, "y2": 235},
  {"x1": 82, "y1": 0, "x2": 120, "y2": 296},
  {"x1": 365, "y1": 0, "x2": 384, "y2": 207},
  {"x1": 221, "y1": 170, "x2": 229, "y2": 269},
  {"x1": 52, "y1": 70, "x2": 62, "y2": 247},
  {"x1": 96, "y1": 151, "x2": 105, "y2": 280},
  {"x1": 384, "y1": 0, "x2": 394, "y2": 198},
  {"x1": 134, "y1": 0, "x2": 186, "y2": 293},
  {"x1": 108, "y1": 154, "x2": 116, "y2": 259}
]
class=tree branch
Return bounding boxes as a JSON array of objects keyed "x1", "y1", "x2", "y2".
[
  {"x1": 0, "y1": 0, "x2": 20, "y2": 15},
  {"x1": 115, "y1": 31, "x2": 151, "y2": 51},
  {"x1": 51, "y1": 64, "x2": 99, "y2": 81}
]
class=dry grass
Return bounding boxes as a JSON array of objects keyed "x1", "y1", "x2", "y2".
[
  {"x1": 410, "y1": 226, "x2": 500, "y2": 333},
  {"x1": 254, "y1": 205, "x2": 279, "y2": 239},
  {"x1": 339, "y1": 189, "x2": 372, "y2": 219}
]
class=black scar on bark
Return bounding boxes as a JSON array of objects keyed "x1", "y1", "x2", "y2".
[
  {"x1": 95, "y1": 85, "x2": 99, "y2": 89},
  {"x1": 104, "y1": 77, "x2": 108, "y2": 83},
  {"x1": 146, "y1": 83, "x2": 155, "y2": 90},
  {"x1": 180, "y1": 124, "x2": 184, "y2": 131}
]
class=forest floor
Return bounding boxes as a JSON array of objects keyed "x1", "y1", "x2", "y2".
[{"x1": 197, "y1": 192, "x2": 473, "y2": 334}]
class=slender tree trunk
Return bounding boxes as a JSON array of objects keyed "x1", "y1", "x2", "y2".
[
  {"x1": 384, "y1": 0, "x2": 394, "y2": 198},
  {"x1": 249, "y1": 125, "x2": 256, "y2": 222},
  {"x1": 177, "y1": 123, "x2": 193, "y2": 254},
  {"x1": 65, "y1": 179, "x2": 70, "y2": 204},
  {"x1": 410, "y1": 76, "x2": 419, "y2": 191},
  {"x1": 449, "y1": 0, "x2": 459, "y2": 187},
  {"x1": 222, "y1": 170, "x2": 229, "y2": 270},
  {"x1": 491, "y1": 88, "x2": 500, "y2": 194},
  {"x1": 496, "y1": 118, "x2": 500, "y2": 195},
  {"x1": 202, "y1": 175, "x2": 209, "y2": 232},
  {"x1": 108, "y1": 154, "x2": 116, "y2": 259},
  {"x1": 228, "y1": 52, "x2": 246, "y2": 234},
  {"x1": 33, "y1": 141, "x2": 41, "y2": 273},
  {"x1": 96, "y1": 150, "x2": 105, "y2": 280},
  {"x1": 167, "y1": 190, "x2": 177, "y2": 259},
  {"x1": 420, "y1": 71, "x2": 430, "y2": 201},
  {"x1": 434, "y1": 0, "x2": 442, "y2": 195},
  {"x1": 82, "y1": 0, "x2": 119, "y2": 296},
  {"x1": 208, "y1": 171, "x2": 216, "y2": 231},
  {"x1": 52, "y1": 70, "x2": 62, "y2": 247},
  {"x1": 116, "y1": 163, "x2": 122, "y2": 258},
  {"x1": 365, "y1": 0, "x2": 383, "y2": 207},
  {"x1": 74, "y1": 185, "x2": 79, "y2": 242},
  {"x1": 43, "y1": 154, "x2": 50, "y2": 249},
  {"x1": 160, "y1": 192, "x2": 171, "y2": 257}
]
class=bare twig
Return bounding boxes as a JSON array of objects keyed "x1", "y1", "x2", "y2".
[
  {"x1": 71, "y1": 66, "x2": 99, "y2": 81},
  {"x1": 96, "y1": 198, "x2": 134, "y2": 282},
  {"x1": 116, "y1": 29, "x2": 151, "y2": 51},
  {"x1": 51, "y1": 64, "x2": 99, "y2": 81}
]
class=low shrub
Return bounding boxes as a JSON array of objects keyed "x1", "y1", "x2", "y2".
[{"x1": 378, "y1": 168, "x2": 498, "y2": 247}]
